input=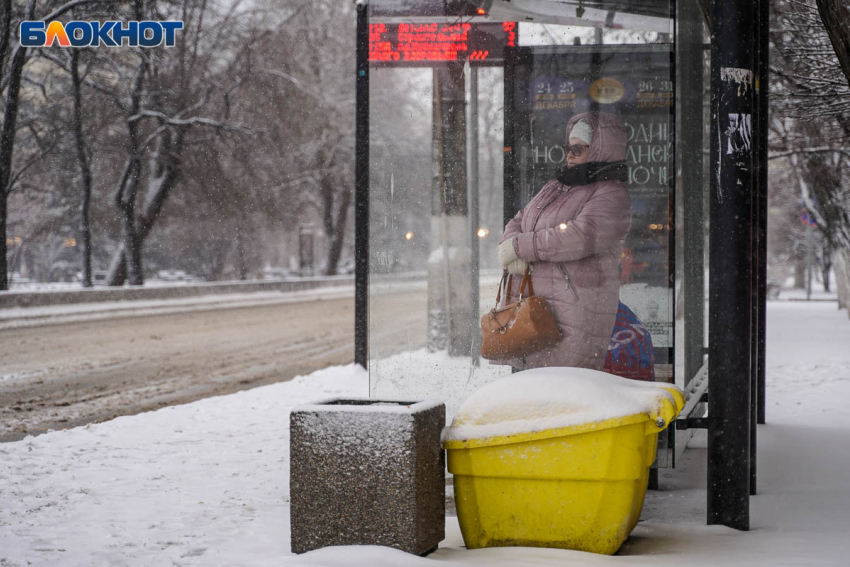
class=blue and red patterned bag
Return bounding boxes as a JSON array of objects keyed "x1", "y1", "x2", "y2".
[{"x1": 603, "y1": 301, "x2": 655, "y2": 381}]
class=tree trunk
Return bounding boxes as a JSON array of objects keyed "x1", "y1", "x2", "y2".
[
  {"x1": 0, "y1": 43, "x2": 28, "y2": 291},
  {"x1": 834, "y1": 248, "x2": 850, "y2": 312},
  {"x1": 79, "y1": 180, "x2": 94, "y2": 288},
  {"x1": 106, "y1": 246, "x2": 128, "y2": 286},
  {"x1": 816, "y1": 0, "x2": 850, "y2": 88},
  {"x1": 110, "y1": 155, "x2": 144, "y2": 287},
  {"x1": 822, "y1": 251, "x2": 832, "y2": 293},
  {"x1": 121, "y1": 203, "x2": 144, "y2": 285},
  {"x1": 105, "y1": 169, "x2": 182, "y2": 286},
  {"x1": 106, "y1": 129, "x2": 183, "y2": 287},
  {"x1": 0, "y1": 0, "x2": 12, "y2": 82},
  {"x1": 71, "y1": 50, "x2": 94, "y2": 287},
  {"x1": 235, "y1": 222, "x2": 248, "y2": 280},
  {"x1": 0, "y1": 6, "x2": 11, "y2": 295},
  {"x1": 815, "y1": 0, "x2": 850, "y2": 311},
  {"x1": 323, "y1": 186, "x2": 352, "y2": 276},
  {"x1": 794, "y1": 259, "x2": 806, "y2": 289},
  {"x1": 0, "y1": 195, "x2": 6, "y2": 290},
  {"x1": 107, "y1": 158, "x2": 142, "y2": 288},
  {"x1": 106, "y1": 50, "x2": 147, "y2": 287}
]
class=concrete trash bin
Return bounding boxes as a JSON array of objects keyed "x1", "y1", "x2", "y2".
[
  {"x1": 290, "y1": 398, "x2": 446, "y2": 555},
  {"x1": 442, "y1": 368, "x2": 684, "y2": 555}
]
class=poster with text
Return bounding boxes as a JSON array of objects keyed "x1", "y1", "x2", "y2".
[{"x1": 508, "y1": 45, "x2": 674, "y2": 350}]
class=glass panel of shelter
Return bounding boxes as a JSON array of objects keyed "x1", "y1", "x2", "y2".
[{"x1": 366, "y1": 1, "x2": 681, "y2": 424}]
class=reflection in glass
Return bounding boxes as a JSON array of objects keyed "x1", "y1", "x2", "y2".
[{"x1": 367, "y1": 4, "x2": 673, "y2": 421}]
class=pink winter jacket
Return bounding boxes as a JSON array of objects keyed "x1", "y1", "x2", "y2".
[{"x1": 498, "y1": 112, "x2": 631, "y2": 370}]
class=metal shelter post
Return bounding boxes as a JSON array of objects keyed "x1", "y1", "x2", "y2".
[
  {"x1": 502, "y1": 45, "x2": 519, "y2": 226},
  {"x1": 756, "y1": 0, "x2": 769, "y2": 426},
  {"x1": 749, "y1": 0, "x2": 771, "y2": 496},
  {"x1": 708, "y1": 0, "x2": 755, "y2": 530},
  {"x1": 468, "y1": 65, "x2": 480, "y2": 365},
  {"x1": 678, "y1": 0, "x2": 707, "y2": 387},
  {"x1": 750, "y1": 0, "x2": 765, "y2": 497},
  {"x1": 429, "y1": 62, "x2": 472, "y2": 356},
  {"x1": 354, "y1": 1, "x2": 369, "y2": 368}
]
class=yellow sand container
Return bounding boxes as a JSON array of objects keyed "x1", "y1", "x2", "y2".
[{"x1": 443, "y1": 374, "x2": 684, "y2": 555}]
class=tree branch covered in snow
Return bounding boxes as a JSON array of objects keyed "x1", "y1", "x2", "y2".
[
  {"x1": 3, "y1": 0, "x2": 362, "y2": 287},
  {"x1": 771, "y1": 0, "x2": 850, "y2": 250}
]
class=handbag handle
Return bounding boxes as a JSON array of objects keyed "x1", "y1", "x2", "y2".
[
  {"x1": 519, "y1": 267, "x2": 535, "y2": 299},
  {"x1": 495, "y1": 267, "x2": 534, "y2": 305},
  {"x1": 495, "y1": 269, "x2": 513, "y2": 305}
]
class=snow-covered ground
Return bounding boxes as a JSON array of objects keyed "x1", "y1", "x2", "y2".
[
  {"x1": 777, "y1": 287, "x2": 840, "y2": 302},
  {"x1": 1, "y1": 301, "x2": 849, "y2": 566},
  {"x1": 777, "y1": 274, "x2": 840, "y2": 302},
  {"x1": 7, "y1": 278, "x2": 204, "y2": 292}
]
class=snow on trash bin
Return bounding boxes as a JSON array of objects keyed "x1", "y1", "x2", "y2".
[{"x1": 442, "y1": 367, "x2": 685, "y2": 555}]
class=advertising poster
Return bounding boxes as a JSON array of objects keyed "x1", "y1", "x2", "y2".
[{"x1": 508, "y1": 45, "x2": 674, "y2": 352}]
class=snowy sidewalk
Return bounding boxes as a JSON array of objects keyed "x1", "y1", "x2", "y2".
[{"x1": 2, "y1": 302, "x2": 850, "y2": 566}]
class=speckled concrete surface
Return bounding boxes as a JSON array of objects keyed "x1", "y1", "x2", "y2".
[{"x1": 290, "y1": 400, "x2": 445, "y2": 554}]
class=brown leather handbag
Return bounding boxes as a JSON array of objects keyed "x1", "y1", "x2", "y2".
[{"x1": 480, "y1": 268, "x2": 562, "y2": 360}]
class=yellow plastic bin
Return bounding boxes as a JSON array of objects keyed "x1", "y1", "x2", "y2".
[{"x1": 443, "y1": 368, "x2": 685, "y2": 555}]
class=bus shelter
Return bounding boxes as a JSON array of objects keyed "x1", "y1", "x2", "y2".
[{"x1": 354, "y1": 0, "x2": 768, "y2": 531}]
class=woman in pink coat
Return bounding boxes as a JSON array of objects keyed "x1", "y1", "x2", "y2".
[{"x1": 497, "y1": 111, "x2": 631, "y2": 371}]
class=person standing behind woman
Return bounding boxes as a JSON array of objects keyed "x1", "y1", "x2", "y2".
[{"x1": 497, "y1": 111, "x2": 631, "y2": 371}]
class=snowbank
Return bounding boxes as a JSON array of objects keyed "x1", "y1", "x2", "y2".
[{"x1": 0, "y1": 287, "x2": 354, "y2": 330}]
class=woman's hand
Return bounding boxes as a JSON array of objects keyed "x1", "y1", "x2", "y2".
[
  {"x1": 499, "y1": 238, "x2": 530, "y2": 275},
  {"x1": 498, "y1": 238, "x2": 518, "y2": 267},
  {"x1": 506, "y1": 258, "x2": 530, "y2": 275}
]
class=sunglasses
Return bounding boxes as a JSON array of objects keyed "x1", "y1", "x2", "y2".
[{"x1": 567, "y1": 144, "x2": 590, "y2": 157}]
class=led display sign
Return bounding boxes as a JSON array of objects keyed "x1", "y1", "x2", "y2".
[{"x1": 368, "y1": 22, "x2": 510, "y2": 67}]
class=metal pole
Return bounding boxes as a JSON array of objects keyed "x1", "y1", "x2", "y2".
[
  {"x1": 678, "y1": 0, "x2": 706, "y2": 387},
  {"x1": 757, "y1": 0, "x2": 769, "y2": 425},
  {"x1": 806, "y1": 223, "x2": 813, "y2": 301},
  {"x1": 354, "y1": 1, "x2": 369, "y2": 369},
  {"x1": 750, "y1": 0, "x2": 772, "y2": 496},
  {"x1": 503, "y1": 44, "x2": 519, "y2": 225},
  {"x1": 468, "y1": 65, "x2": 480, "y2": 364},
  {"x1": 708, "y1": 0, "x2": 754, "y2": 531},
  {"x1": 433, "y1": 69, "x2": 456, "y2": 350},
  {"x1": 750, "y1": 147, "x2": 758, "y2": 496}
]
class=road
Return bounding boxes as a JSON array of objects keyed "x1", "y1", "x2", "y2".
[{"x1": 0, "y1": 290, "x2": 429, "y2": 442}]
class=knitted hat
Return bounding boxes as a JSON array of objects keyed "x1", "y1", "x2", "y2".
[{"x1": 568, "y1": 119, "x2": 593, "y2": 145}]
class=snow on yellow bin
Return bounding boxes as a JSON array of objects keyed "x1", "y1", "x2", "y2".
[{"x1": 442, "y1": 368, "x2": 685, "y2": 555}]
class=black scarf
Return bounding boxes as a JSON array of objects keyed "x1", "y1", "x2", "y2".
[{"x1": 555, "y1": 160, "x2": 628, "y2": 187}]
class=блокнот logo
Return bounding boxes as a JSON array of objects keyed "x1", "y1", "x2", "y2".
[{"x1": 20, "y1": 21, "x2": 183, "y2": 47}]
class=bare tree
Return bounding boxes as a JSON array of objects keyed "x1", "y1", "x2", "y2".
[
  {"x1": 255, "y1": 0, "x2": 356, "y2": 275},
  {"x1": 1, "y1": 0, "x2": 37, "y2": 290},
  {"x1": 771, "y1": 0, "x2": 850, "y2": 308},
  {"x1": 815, "y1": 0, "x2": 850, "y2": 86},
  {"x1": 96, "y1": 0, "x2": 265, "y2": 285},
  {"x1": 3, "y1": 0, "x2": 359, "y2": 287},
  {"x1": 69, "y1": 49, "x2": 94, "y2": 286},
  {"x1": 1, "y1": 0, "x2": 123, "y2": 290}
]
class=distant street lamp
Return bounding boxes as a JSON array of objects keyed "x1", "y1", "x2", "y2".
[
  {"x1": 405, "y1": 231, "x2": 414, "y2": 241},
  {"x1": 477, "y1": 228, "x2": 489, "y2": 238}
]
